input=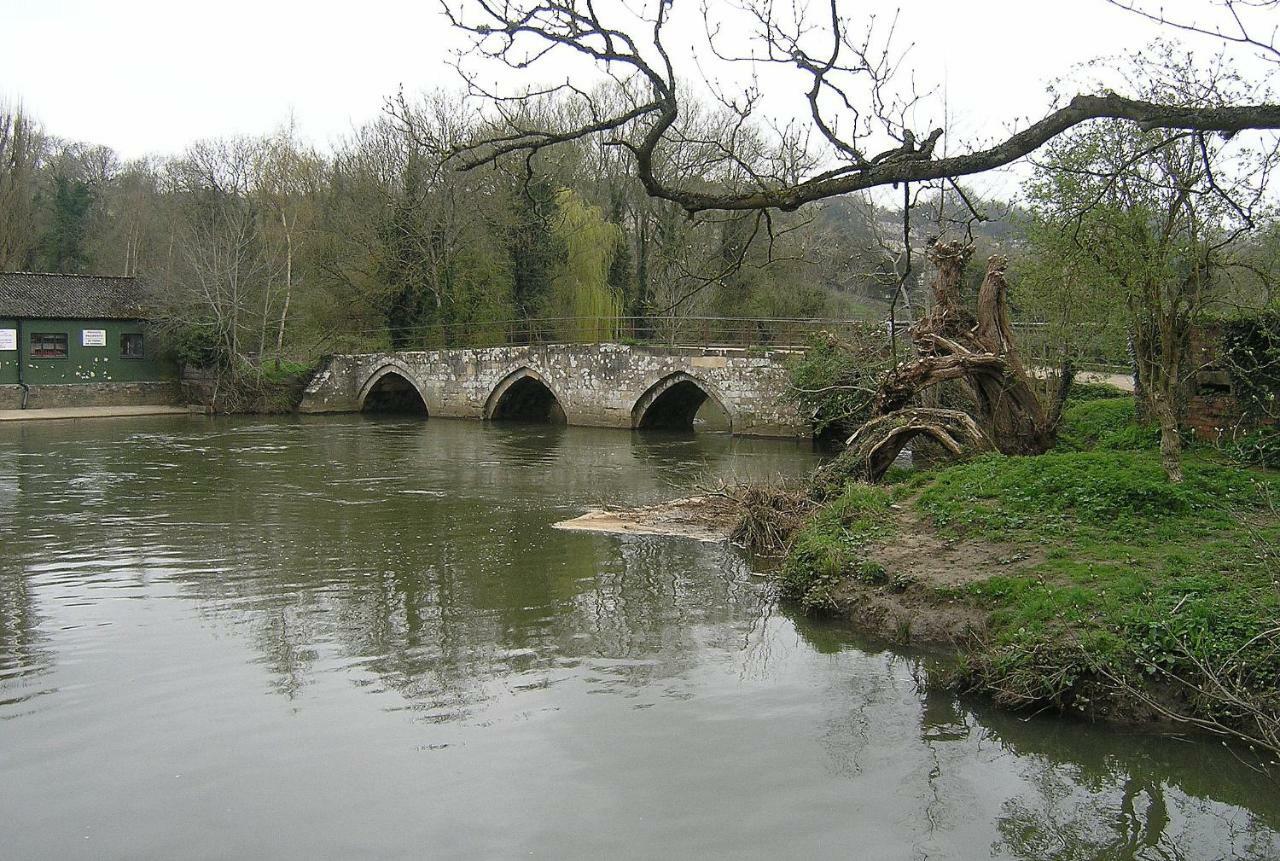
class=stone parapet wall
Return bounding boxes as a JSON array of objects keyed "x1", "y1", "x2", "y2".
[
  {"x1": 0, "y1": 381, "x2": 183, "y2": 411},
  {"x1": 300, "y1": 343, "x2": 810, "y2": 437}
]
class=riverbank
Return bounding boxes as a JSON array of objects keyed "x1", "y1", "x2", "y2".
[
  {"x1": 181, "y1": 362, "x2": 314, "y2": 415},
  {"x1": 778, "y1": 397, "x2": 1279, "y2": 752}
]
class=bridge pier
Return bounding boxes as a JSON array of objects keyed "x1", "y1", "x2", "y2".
[{"x1": 300, "y1": 343, "x2": 810, "y2": 438}]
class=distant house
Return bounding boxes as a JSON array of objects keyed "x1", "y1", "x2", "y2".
[{"x1": 0, "y1": 272, "x2": 179, "y2": 409}]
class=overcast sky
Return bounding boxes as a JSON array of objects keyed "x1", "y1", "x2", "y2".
[{"x1": 0, "y1": 0, "x2": 1264, "y2": 168}]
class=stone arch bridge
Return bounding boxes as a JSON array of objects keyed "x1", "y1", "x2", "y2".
[{"x1": 299, "y1": 343, "x2": 809, "y2": 437}]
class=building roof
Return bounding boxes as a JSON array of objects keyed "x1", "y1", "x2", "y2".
[{"x1": 0, "y1": 272, "x2": 151, "y2": 320}]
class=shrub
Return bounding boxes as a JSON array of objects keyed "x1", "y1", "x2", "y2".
[
  {"x1": 1221, "y1": 309, "x2": 1280, "y2": 423},
  {"x1": 1066, "y1": 379, "x2": 1129, "y2": 404},
  {"x1": 1055, "y1": 397, "x2": 1158, "y2": 452},
  {"x1": 1224, "y1": 427, "x2": 1280, "y2": 469},
  {"x1": 168, "y1": 323, "x2": 227, "y2": 369},
  {"x1": 787, "y1": 330, "x2": 889, "y2": 444}
]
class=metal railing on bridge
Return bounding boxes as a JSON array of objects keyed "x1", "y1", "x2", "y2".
[
  {"x1": 378, "y1": 316, "x2": 891, "y2": 351},
  {"x1": 344, "y1": 315, "x2": 1131, "y2": 373}
]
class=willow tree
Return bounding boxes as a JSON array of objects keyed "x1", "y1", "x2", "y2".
[{"x1": 548, "y1": 188, "x2": 623, "y2": 342}]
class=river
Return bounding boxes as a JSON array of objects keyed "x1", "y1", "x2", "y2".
[{"x1": 0, "y1": 415, "x2": 1276, "y2": 859}]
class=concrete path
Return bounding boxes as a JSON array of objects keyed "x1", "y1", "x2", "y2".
[
  {"x1": 0, "y1": 405, "x2": 198, "y2": 422},
  {"x1": 1073, "y1": 370, "x2": 1135, "y2": 392},
  {"x1": 1032, "y1": 367, "x2": 1135, "y2": 393}
]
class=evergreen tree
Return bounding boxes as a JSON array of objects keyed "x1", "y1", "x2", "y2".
[
  {"x1": 606, "y1": 190, "x2": 637, "y2": 319},
  {"x1": 38, "y1": 174, "x2": 94, "y2": 272},
  {"x1": 507, "y1": 174, "x2": 565, "y2": 320},
  {"x1": 378, "y1": 152, "x2": 429, "y2": 348}
]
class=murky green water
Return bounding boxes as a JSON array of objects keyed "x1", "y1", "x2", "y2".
[{"x1": 1, "y1": 415, "x2": 1276, "y2": 859}]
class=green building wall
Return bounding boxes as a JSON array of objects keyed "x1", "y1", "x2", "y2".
[
  {"x1": 0, "y1": 318, "x2": 17, "y2": 384},
  {"x1": 0, "y1": 319, "x2": 175, "y2": 386}
]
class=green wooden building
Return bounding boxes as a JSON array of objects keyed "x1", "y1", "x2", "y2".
[{"x1": 0, "y1": 272, "x2": 179, "y2": 409}]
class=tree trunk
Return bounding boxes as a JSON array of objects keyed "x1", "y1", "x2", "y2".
[
  {"x1": 840, "y1": 241, "x2": 1067, "y2": 482},
  {"x1": 274, "y1": 210, "x2": 293, "y2": 371},
  {"x1": 873, "y1": 242, "x2": 1058, "y2": 443},
  {"x1": 1129, "y1": 292, "x2": 1190, "y2": 483},
  {"x1": 1154, "y1": 396, "x2": 1184, "y2": 483},
  {"x1": 825, "y1": 408, "x2": 994, "y2": 486}
]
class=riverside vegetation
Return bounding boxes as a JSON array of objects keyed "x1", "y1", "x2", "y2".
[{"x1": 768, "y1": 382, "x2": 1280, "y2": 764}]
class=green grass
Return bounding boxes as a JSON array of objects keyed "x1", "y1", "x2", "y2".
[
  {"x1": 917, "y1": 449, "x2": 1266, "y2": 539},
  {"x1": 780, "y1": 392, "x2": 1280, "y2": 730},
  {"x1": 258, "y1": 359, "x2": 315, "y2": 383},
  {"x1": 922, "y1": 444, "x2": 1278, "y2": 722},
  {"x1": 777, "y1": 482, "x2": 895, "y2": 610},
  {"x1": 1055, "y1": 397, "x2": 1160, "y2": 452},
  {"x1": 1066, "y1": 379, "x2": 1130, "y2": 403}
]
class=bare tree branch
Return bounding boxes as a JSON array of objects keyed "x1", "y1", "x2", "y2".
[{"x1": 442, "y1": 0, "x2": 1280, "y2": 214}]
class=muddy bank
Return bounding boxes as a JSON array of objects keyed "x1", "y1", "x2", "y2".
[
  {"x1": 556, "y1": 491, "x2": 1019, "y2": 649},
  {"x1": 816, "y1": 504, "x2": 1040, "y2": 649},
  {"x1": 0, "y1": 405, "x2": 198, "y2": 422},
  {"x1": 554, "y1": 495, "x2": 742, "y2": 542}
]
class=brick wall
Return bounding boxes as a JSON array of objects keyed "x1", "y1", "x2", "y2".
[{"x1": 1185, "y1": 323, "x2": 1275, "y2": 441}]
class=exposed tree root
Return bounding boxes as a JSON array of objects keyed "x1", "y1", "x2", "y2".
[
  {"x1": 841, "y1": 240, "x2": 1068, "y2": 482},
  {"x1": 842, "y1": 408, "x2": 994, "y2": 483}
]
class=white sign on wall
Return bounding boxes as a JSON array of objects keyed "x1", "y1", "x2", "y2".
[
  {"x1": 82, "y1": 329, "x2": 107, "y2": 347},
  {"x1": 0, "y1": 329, "x2": 15, "y2": 351}
]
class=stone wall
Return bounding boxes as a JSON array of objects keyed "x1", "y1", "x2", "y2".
[
  {"x1": 0, "y1": 381, "x2": 183, "y2": 410},
  {"x1": 300, "y1": 344, "x2": 810, "y2": 437}
]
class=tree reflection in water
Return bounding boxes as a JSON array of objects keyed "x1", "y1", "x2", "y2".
[
  {"x1": 2, "y1": 415, "x2": 1277, "y2": 858},
  {"x1": 789, "y1": 614, "x2": 1280, "y2": 858}
]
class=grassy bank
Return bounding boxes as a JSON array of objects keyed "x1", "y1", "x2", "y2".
[{"x1": 777, "y1": 394, "x2": 1280, "y2": 755}]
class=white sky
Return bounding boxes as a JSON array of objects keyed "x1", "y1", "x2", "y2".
[{"x1": 0, "y1": 0, "x2": 1268, "y2": 176}]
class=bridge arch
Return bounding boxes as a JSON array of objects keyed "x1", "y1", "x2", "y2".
[
  {"x1": 631, "y1": 372, "x2": 733, "y2": 432},
  {"x1": 485, "y1": 367, "x2": 567, "y2": 424},
  {"x1": 358, "y1": 362, "x2": 431, "y2": 416}
]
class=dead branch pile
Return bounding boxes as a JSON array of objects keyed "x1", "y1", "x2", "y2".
[{"x1": 710, "y1": 480, "x2": 818, "y2": 554}]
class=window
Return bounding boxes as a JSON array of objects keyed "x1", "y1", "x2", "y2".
[
  {"x1": 30, "y1": 333, "x2": 68, "y2": 359},
  {"x1": 121, "y1": 333, "x2": 144, "y2": 359}
]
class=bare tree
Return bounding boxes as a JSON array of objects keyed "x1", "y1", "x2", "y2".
[
  {"x1": 440, "y1": 0, "x2": 1280, "y2": 213},
  {"x1": 91, "y1": 158, "x2": 170, "y2": 277},
  {"x1": 1106, "y1": 0, "x2": 1280, "y2": 64},
  {"x1": 257, "y1": 123, "x2": 324, "y2": 367},
  {"x1": 0, "y1": 102, "x2": 46, "y2": 269},
  {"x1": 165, "y1": 136, "x2": 275, "y2": 365}
]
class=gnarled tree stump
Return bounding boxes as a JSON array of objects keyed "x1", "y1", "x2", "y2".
[{"x1": 844, "y1": 241, "x2": 1066, "y2": 482}]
